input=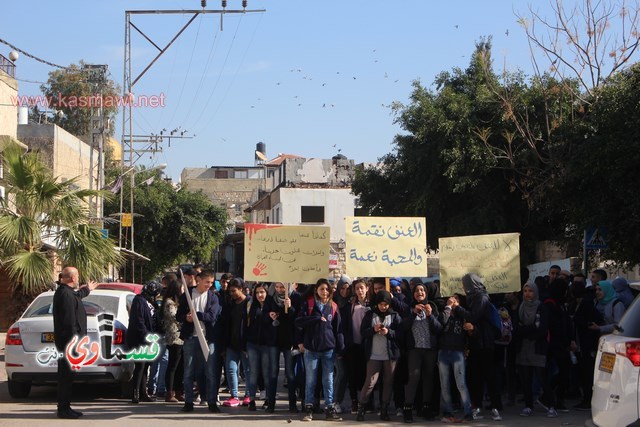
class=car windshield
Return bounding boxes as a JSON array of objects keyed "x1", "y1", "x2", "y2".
[
  {"x1": 615, "y1": 294, "x2": 640, "y2": 338},
  {"x1": 22, "y1": 295, "x2": 120, "y2": 318}
]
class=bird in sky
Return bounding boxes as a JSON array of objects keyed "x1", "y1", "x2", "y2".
[{"x1": 505, "y1": 29, "x2": 510, "y2": 36}]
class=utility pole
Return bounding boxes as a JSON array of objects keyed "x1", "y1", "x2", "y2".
[
  {"x1": 120, "y1": 1, "x2": 266, "y2": 282},
  {"x1": 84, "y1": 64, "x2": 108, "y2": 224}
]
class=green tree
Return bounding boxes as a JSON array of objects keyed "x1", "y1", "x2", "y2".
[
  {"x1": 0, "y1": 145, "x2": 123, "y2": 294},
  {"x1": 558, "y1": 63, "x2": 640, "y2": 265},
  {"x1": 352, "y1": 40, "x2": 556, "y2": 259},
  {"x1": 40, "y1": 61, "x2": 120, "y2": 137},
  {"x1": 104, "y1": 170, "x2": 228, "y2": 281}
]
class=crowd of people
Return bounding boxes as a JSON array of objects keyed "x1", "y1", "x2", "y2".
[{"x1": 122, "y1": 265, "x2": 638, "y2": 423}]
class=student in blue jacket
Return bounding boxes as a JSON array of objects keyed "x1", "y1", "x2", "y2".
[{"x1": 296, "y1": 279, "x2": 345, "y2": 422}]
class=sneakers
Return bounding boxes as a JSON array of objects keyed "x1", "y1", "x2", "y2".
[
  {"x1": 303, "y1": 405, "x2": 314, "y2": 422},
  {"x1": 441, "y1": 413, "x2": 461, "y2": 423},
  {"x1": 535, "y1": 398, "x2": 549, "y2": 411},
  {"x1": 325, "y1": 405, "x2": 343, "y2": 421},
  {"x1": 547, "y1": 407, "x2": 558, "y2": 418},
  {"x1": 472, "y1": 408, "x2": 484, "y2": 420},
  {"x1": 242, "y1": 396, "x2": 251, "y2": 406},
  {"x1": 351, "y1": 400, "x2": 359, "y2": 414},
  {"x1": 248, "y1": 400, "x2": 257, "y2": 411},
  {"x1": 556, "y1": 403, "x2": 569, "y2": 412},
  {"x1": 181, "y1": 403, "x2": 194, "y2": 412},
  {"x1": 334, "y1": 402, "x2": 343, "y2": 414},
  {"x1": 259, "y1": 390, "x2": 266, "y2": 400},
  {"x1": 223, "y1": 397, "x2": 241, "y2": 407},
  {"x1": 573, "y1": 402, "x2": 591, "y2": 411},
  {"x1": 491, "y1": 408, "x2": 502, "y2": 421},
  {"x1": 463, "y1": 413, "x2": 474, "y2": 422},
  {"x1": 208, "y1": 403, "x2": 221, "y2": 413},
  {"x1": 520, "y1": 407, "x2": 533, "y2": 417},
  {"x1": 396, "y1": 407, "x2": 403, "y2": 417}
]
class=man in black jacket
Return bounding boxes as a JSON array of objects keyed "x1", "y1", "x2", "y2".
[{"x1": 52, "y1": 266, "x2": 97, "y2": 419}]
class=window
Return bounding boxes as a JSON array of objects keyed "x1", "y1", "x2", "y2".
[
  {"x1": 301, "y1": 206, "x2": 324, "y2": 223},
  {"x1": 234, "y1": 169, "x2": 248, "y2": 179},
  {"x1": 214, "y1": 170, "x2": 229, "y2": 179}
]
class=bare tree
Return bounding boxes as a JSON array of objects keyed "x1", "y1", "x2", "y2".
[
  {"x1": 476, "y1": 1, "x2": 640, "y2": 208},
  {"x1": 519, "y1": 0, "x2": 640, "y2": 102}
]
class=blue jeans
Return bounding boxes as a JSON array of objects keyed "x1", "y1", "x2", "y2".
[
  {"x1": 147, "y1": 344, "x2": 168, "y2": 394},
  {"x1": 438, "y1": 349, "x2": 472, "y2": 416},
  {"x1": 280, "y1": 348, "x2": 297, "y2": 404},
  {"x1": 304, "y1": 349, "x2": 335, "y2": 408},
  {"x1": 247, "y1": 343, "x2": 278, "y2": 400},
  {"x1": 225, "y1": 347, "x2": 249, "y2": 398},
  {"x1": 182, "y1": 337, "x2": 218, "y2": 405}
]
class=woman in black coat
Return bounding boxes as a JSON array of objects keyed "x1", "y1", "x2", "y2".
[{"x1": 127, "y1": 281, "x2": 161, "y2": 403}]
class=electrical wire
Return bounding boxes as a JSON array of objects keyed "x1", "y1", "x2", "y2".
[
  {"x1": 0, "y1": 38, "x2": 67, "y2": 69},
  {"x1": 165, "y1": 13, "x2": 205, "y2": 128},
  {"x1": 178, "y1": 16, "x2": 222, "y2": 127},
  {"x1": 188, "y1": 14, "x2": 247, "y2": 132}
]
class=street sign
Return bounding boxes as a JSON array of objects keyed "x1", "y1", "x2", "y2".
[
  {"x1": 100, "y1": 229, "x2": 109, "y2": 239},
  {"x1": 585, "y1": 228, "x2": 608, "y2": 250},
  {"x1": 121, "y1": 213, "x2": 132, "y2": 228}
]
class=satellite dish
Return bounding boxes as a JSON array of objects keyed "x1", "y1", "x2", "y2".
[{"x1": 255, "y1": 150, "x2": 268, "y2": 162}]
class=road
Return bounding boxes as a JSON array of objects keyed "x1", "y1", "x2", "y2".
[{"x1": 1, "y1": 332, "x2": 592, "y2": 426}]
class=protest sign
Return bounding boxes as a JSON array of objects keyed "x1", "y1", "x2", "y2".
[
  {"x1": 244, "y1": 223, "x2": 330, "y2": 283},
  {"x1": 346, "y1": 217, "x2": 427, "y2": 277},
  {"x1": 439, "y1": 232, "x2": 520, "y2": 296}
]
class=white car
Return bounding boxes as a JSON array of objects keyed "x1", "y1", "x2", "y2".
[
  {"x1": 5, "y1": 289, "x2": 136, "y2": 398},
  {"x1": 590, "y1": 288, "x2": 640, "y2": 427}
]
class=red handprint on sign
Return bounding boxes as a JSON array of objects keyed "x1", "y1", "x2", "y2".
[{"x1": 253, "y1": 262, "x2": 268, "y2": 276}]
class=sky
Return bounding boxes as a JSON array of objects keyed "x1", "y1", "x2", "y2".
[{"x1": 4, "y1": 0, "x2": 559, "y2": 181}]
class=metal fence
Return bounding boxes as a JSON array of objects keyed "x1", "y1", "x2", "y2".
[{"x1": 0, "y1": 54, "x2": 16, "y2": 78}]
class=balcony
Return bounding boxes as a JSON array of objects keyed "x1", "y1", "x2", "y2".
[{"x1": 0, "y1": 54, "x2": 16, "y2": 78}]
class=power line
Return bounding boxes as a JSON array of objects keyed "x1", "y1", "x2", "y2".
[{"x1": 0, "y1": 38, "x2": 67, "y2": 69}]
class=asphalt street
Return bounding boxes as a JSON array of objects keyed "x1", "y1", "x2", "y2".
[{"x1": 0, "y1": 332, "x2": 592, "y2": 426}]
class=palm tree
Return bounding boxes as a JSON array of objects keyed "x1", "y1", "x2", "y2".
[{"x1": 0, "y1": 144, "x2": 123, "y2": 294}]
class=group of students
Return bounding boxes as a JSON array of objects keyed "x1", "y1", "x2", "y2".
[{"x1": 124, "y1": 265, "x2": 637, "y2": 423}]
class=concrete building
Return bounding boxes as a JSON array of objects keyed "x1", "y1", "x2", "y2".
[{"x1": 243, "y1": 154, "x2": 358, "y2": 277}]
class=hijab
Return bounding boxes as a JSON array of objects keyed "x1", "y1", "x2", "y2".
[
  {"x1": 597, "y1": 280, "x2": 617, "y2": 305},
  {"x1": 462, "y1": 273, "x2": 488, "y2": 308},
  {"x1": 373, "y1": 290, "x2": 393, "y2": 318},
  {"x1": 519, "y1": 282, "x2": 540, "y2": 325},
  {"x1": 268, "y1": 282, "x2": 286, "y2": 308}
]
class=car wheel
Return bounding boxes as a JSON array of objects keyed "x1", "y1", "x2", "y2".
[{"x1": 8, "y1": 379, "x2": 31, "y2": 398}]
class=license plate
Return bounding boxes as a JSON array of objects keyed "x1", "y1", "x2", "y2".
[
  {"x1": 41, "y1": 332, "x2": 55, "y2": 343},
  {"x1": 598, "y1": 352, "x2": 616, "y2": 373}
]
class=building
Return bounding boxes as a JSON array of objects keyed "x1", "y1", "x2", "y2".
[
  {"x1": 0, "y1": 53, "x2": 28, "y2": 330},
  {"x1": 243, "y1": 153, "x2": 358, "y2": 277}
]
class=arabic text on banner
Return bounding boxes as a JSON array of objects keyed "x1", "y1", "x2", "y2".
[
  {"x1": 244, "y1": 223, "x2": 330, "y2": 283},
  {"x1": 345, "y1": 217, "x2": 427, "y2": 277},
  {"x1": 439, "y1": 232, "x2": 521, "y2": 296}
]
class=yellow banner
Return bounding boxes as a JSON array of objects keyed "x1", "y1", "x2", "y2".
[
  {"x1": 439, "y1": 232, "x2": 521, "y2": 296},
  {"x1": 345, "y1": 217, "x2": 427, "y2": 277},
  {"x1": 121, "y1": 213, "x2": 132, "y2": 228},
  {"x1": 244, "y1": 224, "x2": 330, "y2": 283}
]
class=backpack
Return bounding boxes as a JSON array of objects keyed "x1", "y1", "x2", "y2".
[
  {"x1": 487, "y1": 301, "x2": 503, "y2": 341},
  {"x1": 307, "y1": 296, "x2": 338, "y2": 319},
  {"x1": 494, "y1": 307, "x2": 513, "y2": 346}
]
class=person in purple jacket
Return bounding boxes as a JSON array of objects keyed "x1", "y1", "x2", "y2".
[{"x1": 296, "y1": 279, "x2": 345, "y2": 422}]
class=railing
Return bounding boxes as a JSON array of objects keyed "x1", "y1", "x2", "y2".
[{"x1": 0, "y1": 54, "x2": 16, "y2": 78}]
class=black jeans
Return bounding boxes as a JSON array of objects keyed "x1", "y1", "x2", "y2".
[
  {"x1": 467, "y1": 347, "x2": 501, "y2": 410},
  {"x1": 165, "y1": 344, "x2": 184, "y2": 393}
]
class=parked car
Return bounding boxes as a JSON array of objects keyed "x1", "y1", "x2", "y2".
[
  {"x1": 590, "y1": 288, "x2": 640, "y2": 427},
  {"x1": 5, "y1": 289, "x2": 136, "y2": 399}
]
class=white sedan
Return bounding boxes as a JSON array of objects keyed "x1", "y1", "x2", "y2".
[
  {"x1": 4, "y1": 289, "x2": 136, "y2": 398},
  {"x1": 590, "y1": 286, "x2": 640, "y2": 427}
]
